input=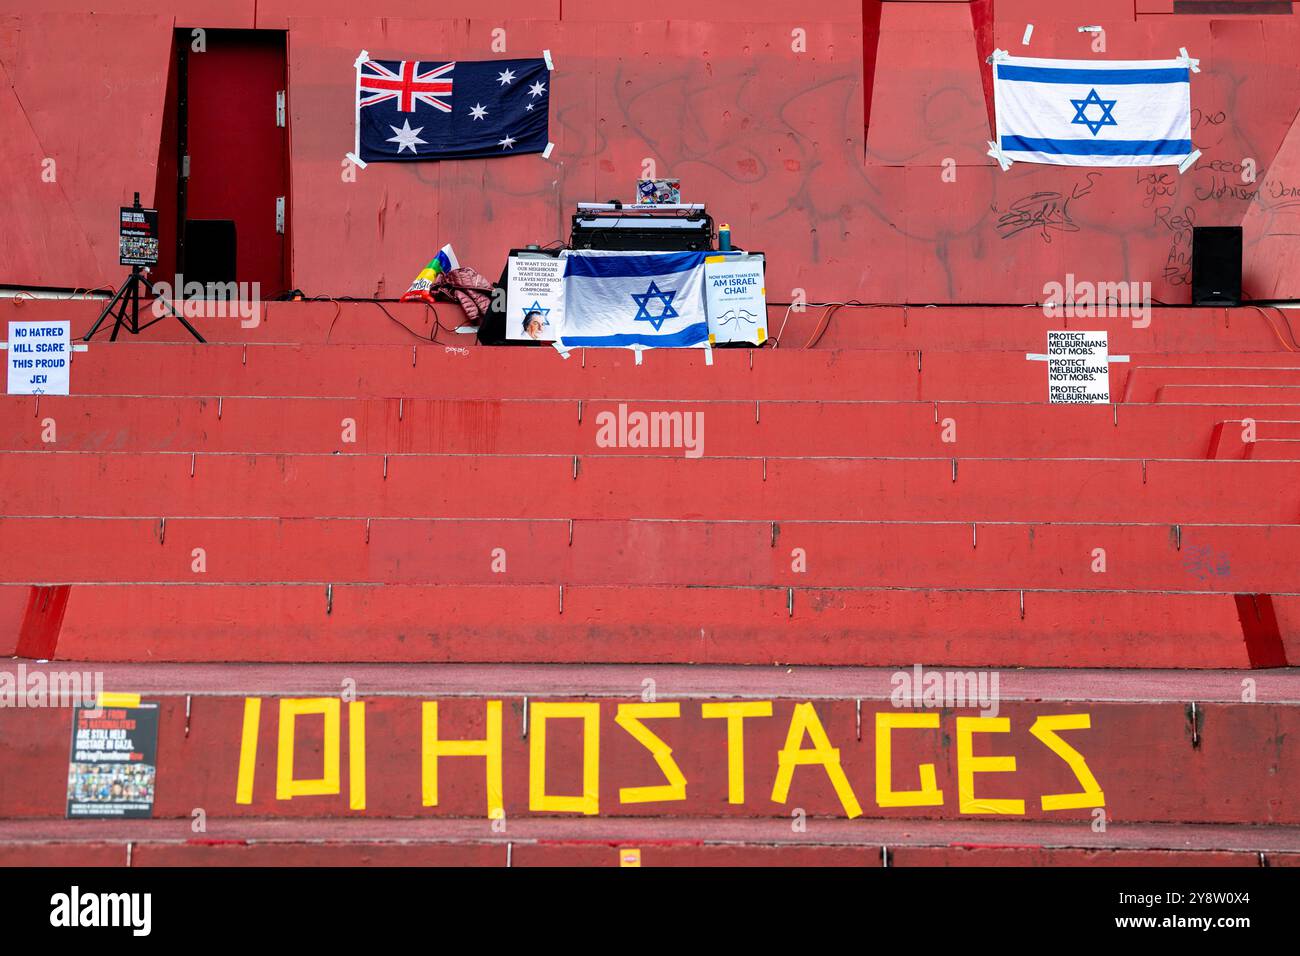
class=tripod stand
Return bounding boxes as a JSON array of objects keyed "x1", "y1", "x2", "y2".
[{"x1": 82, "y1": 265, "x2": 207, "y2": 343}]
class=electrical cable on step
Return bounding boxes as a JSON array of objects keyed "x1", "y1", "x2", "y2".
[
  {"x1": 771, "y1": 300, "x2": 882, "y2": 349},
  {"x1": 304, "y1": 294, "x2": 455, "y2": 345},
  {"x1": 1247, "y1": 305, "x2": 1300, "y2": 353}
]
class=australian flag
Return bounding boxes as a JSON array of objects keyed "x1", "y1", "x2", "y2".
[{"x1": 354, "y1": 54, "x2": 550, "y2": 164}]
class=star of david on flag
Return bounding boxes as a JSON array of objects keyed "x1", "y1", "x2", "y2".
[
  {"x1": 630, "y1": 281, "x2": 679, "y2": 331},
  {"x1": 989, "y1": 51, "x2": 1198, "y2": 169},
  {"x1": 1070, "y1": 89, "x2": 1118, "y2": 136},
  {"x1": 351, "y1": 51, "x2": 551, "y2": 166}
]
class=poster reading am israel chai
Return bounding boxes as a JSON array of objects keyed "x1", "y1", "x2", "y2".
[
  {"x1": 66, "y1": 701, "x2": 160, "y2": 819},
  {"x1": 705, "y1": 255, "x2": 766, "y2": 345}
]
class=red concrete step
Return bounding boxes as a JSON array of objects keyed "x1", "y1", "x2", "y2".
[
  {"x1": 1158, "y1": 385, "x2": 1300, "y2": 404},
  {"x1": 2, "y1": 665, "x2": 1298, "y2": 825},
  {"x1": 0, "y1": 299, "x2": 448, "y2": 347},
  {"x1": 2, "y1": 453, "x2": 1298, "y2": 523},
  {"x1": 1123, "y1": 365, "x2": 1300, "y2": 402},
  {"x1": 2, "y1": 517, "x2": 1297, "y2": 593},
  {"x1": 1208, "y1": 420, "x2": 1300, "y2": 458},
  {"x1": 6, "y1": 299, "x2": 1290, "y2": 353},
  {"x1": 39, "y1": 343, "x2": 1300, "y2": 402},
  {"x1": 1, "y1": 818, "x2": 1296, "y2": 867},
  {"x1": 17, "y1": 582, "x2": 1283, "y2": 667},
  {"x1": 1247, "y1": 440, "x2": 1300, "y2": 461},
  {"x1": 0, "y1": 396, "x2": 1286, "y2": 459}
]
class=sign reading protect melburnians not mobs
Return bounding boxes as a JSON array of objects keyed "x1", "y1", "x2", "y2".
[
  {"x1": 6, "y1": 320, "x2": 71, "y2": 395},
  {"x1": 1047, "y1": 330, "x2": 1110, "y2": 404}
]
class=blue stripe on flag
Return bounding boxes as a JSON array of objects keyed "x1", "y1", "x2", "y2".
[
  {"x1": 564, "y1": 252, "x2": 707, "y2": 279},
  {"x1": 559, "y1": 323, "x2": 711, "y2": 348},
  {"x1": 1001, "y1": 136, "x2": 1192, "y2": 156},
  {"x1": 996, "y1": 65, "x2": 1189, "y2": 85}
]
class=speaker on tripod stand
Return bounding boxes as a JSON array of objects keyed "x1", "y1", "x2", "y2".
[{"x1": 83, "y1": 192, "x2": 207, "y2": 343}]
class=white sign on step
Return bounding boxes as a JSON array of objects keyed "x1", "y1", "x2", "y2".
[
  {"x1": 1047, "y1": 330, "x2": 1109, "y2": 404},
  {"x1": 7, "y1": 321, "x2": 71, "y2": 396}
]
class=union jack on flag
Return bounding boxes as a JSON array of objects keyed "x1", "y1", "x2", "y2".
[
  {"x1": 351, "y1": 52, "x2": 551, "y2": 166},
  {"x1": 360, "y1": 60, "x2": 455, "y2": 113}
]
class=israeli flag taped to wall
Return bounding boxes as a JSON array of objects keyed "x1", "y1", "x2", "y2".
[
  {"x1": 554, "y1": 250, "x2": 709, "y2": 349},
  {"x1": 990, "y1": 50, "x2": 1198, "y2": 169}
]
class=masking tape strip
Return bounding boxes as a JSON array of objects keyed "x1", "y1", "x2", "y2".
[
  {"x1": 345, "y1": 151, "x2": 368, "y2": 170},
  {"x1": 704, "y1": 347, "x2": 714, "y2": 366},
  {"x1": 1028, "y1": 352, "x2": 1130, "y2": 363},
  {"x1": 553, "y1": 341, "x2": 571, "y2": 359},
  {"x1": 634, "y1": 349, "x2": 644, "y2": 365},
  {"x1": 99, "y1": 692, "x2": 141, "y2": 708},
  {"x1": 543, "y1": 49, "x2": 554, "y2": 70},
  {"x1": 235, "y1": 698, "x2": 262, "y2": 805},
  {"x1": 986, "y1": 140, "x2": 1014, "y2": 172},
  {"x1": 1177, "y1": 47, "x2": 1201, "y2": 74},
  {"x1": 1178, "y1": 149, "x2": 1202, "y2": 175},
  {"x1": 542, "y1": 142, "x2": 554, "y2": 159},
  {"x1": 1022, "y1": 24, "x2": 1033, "y2": 45}
]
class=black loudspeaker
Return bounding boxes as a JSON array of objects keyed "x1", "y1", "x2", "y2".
[
  {"x1": 183, "y1": 219, "x2": 237, "y2": 287},
  {"x1": 1192, "y1": 226, "x2": 1242, "y2": 306}
]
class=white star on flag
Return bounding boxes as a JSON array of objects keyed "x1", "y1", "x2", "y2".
[
  {"x1": 528, "y1": 81, "x2": 546, "y2": 98},
  {"x1": 497, "y1": 69, "x2": 516, "y2": 86},
  {"x1": 469, "y1": 103, "x2": 488, "y2": 121},
  {"x1": 387, "y1": 119, "x2": 427, "y2": 154},
  {"x1": 498, "y1": 135, "x2": 517, "y2": 150},
  {"x1": 525, "y1": 103, "x2": 534, "y2": 112}
]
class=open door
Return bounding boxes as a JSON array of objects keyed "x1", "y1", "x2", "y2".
[{"x1": 178, "y1": 29, "x2": 289, "y2": 295}]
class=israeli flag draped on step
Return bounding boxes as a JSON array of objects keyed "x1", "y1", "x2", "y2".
[
  {"x1": 989, "y1": 49, "x2": 1200, "y2": 170},
  {"x1": 554, "y1": 250, "x2": 710, "y2": 349}
]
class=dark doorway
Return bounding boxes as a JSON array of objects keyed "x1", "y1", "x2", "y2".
[{"x1": 177, "y1": 30, "x2": 289, "y2": 296}]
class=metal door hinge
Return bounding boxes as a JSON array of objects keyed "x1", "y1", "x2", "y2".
[
  {"x1": 276, "y1": 90, "x2": 286, "y2": 127},
  {"x1": 181, "y1": 155, "x2": 190, "y2": 178},
  {"x1": 275, "y1": 196, "x2": 286, "y2": 234}
]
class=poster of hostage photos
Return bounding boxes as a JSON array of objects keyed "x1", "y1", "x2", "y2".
[
  {"x1": 66, "y1": 701, "x2": 160, "y2": 819},
  {"x1": 1047, "y1": 330, "x2": 1110, "y2": 404},
  {"x1": 118, "y1": 205, "x2": 159, "y2": 267}
]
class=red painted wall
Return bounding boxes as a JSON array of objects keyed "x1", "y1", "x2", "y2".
[{"x1": 3, "y1": 3, "x2": 1300, "y2": 303}]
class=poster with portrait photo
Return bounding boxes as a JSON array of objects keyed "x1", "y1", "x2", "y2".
[
  {"x1": 66, "y1": 701, "x2": 160, "y2": 819},
  {"x1": 506, "y1": 254, "x2": 565, "y2": 342}
]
